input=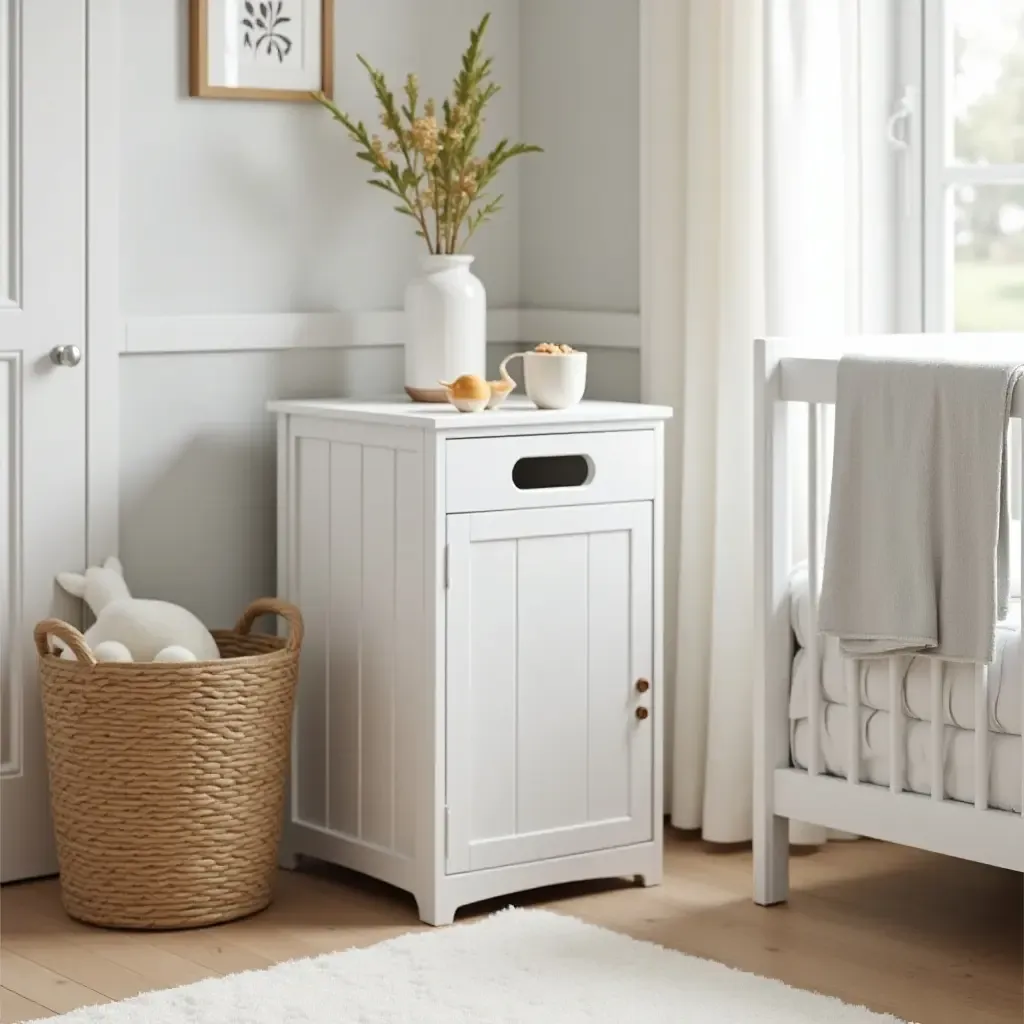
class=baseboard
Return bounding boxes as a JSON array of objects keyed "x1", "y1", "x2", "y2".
[{"x1": 122, "y1": 309, "x2": 641, "y2": 356}]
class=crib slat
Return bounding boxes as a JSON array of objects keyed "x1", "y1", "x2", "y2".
[
  {"x1": 807, "y1": 403, "x2": 821, "y2": 776},
  {"x1": 888, "y1": 658, "x2": 903, "y2": 794},
  {"x1": 974, "y1": 664, "x2": 989, "y2": 810},
  {"x1": 930, "y1": 659, "x2": 944, "y2": 801},
  {"x1": 845, "y1": 657, "x2": 859, "y2": 784}
]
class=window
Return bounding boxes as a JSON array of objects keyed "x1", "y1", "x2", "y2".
[{"x1": 901, "y1": 0, "x2": 1024, "y2": 332}]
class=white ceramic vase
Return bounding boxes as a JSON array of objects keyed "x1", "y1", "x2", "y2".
[{"x1": 404, "y1": 255, "x2": 486, "y2": 402}]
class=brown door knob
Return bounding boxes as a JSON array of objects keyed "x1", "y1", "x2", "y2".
[
  {"x1": 635, "y1": 707, "x2": 649, "y2": 720},
  {"x1": 636, "y1": 679, "x2": 650, "y2": 693}
]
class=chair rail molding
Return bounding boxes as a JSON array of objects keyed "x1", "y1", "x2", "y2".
[{"x1": 121, "y1": 309, "x2": 640, "y2": 356}]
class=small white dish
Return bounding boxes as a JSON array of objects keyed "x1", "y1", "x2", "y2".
[{"x1": 486, "y1": 379, "x2": 516, "y2": 409}]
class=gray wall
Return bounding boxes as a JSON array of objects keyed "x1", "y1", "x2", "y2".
[
  {"x1": 515, "y1": 0, "x2": 641, "y2": 400},
  {"x1": 118, "y1": 0, "x2": 640, "y2": 626},
  {"x1": 119, "y1": 348, "x2": 403, "y2": 627},
  {"x1": 519, "y1": 0, "x2": 640, "y2": 313},
  {"x1": 119, "y1": 0, "x2": 522, "y2": 314}
]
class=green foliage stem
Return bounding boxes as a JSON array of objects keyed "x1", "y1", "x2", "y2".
[{"x1": 312, "y1": 12, "x2": 541, "y2": 254}]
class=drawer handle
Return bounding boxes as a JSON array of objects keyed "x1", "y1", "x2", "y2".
[
  {"x1": 511, "y1": 454, "x2": 593, "y2": 491},
  {"x1": 635, "y1": 707, "x2": 649, "y2": 721}
]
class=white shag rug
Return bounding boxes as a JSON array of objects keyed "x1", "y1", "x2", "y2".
[{"x1": 52, "y1": 908, "x2": 906, "y2": 1023}]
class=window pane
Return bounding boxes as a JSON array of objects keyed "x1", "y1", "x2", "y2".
[
  {"x1": 952, "y1": 0, "x2": 1024, "y2": 164},
  {"x1": 954, "y1": 184, "x2": 1024, "y2": 330}
]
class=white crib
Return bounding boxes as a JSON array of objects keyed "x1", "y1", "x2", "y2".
[{"x1": 753, "y1": 335, "x2": 1024, "y2": 907}]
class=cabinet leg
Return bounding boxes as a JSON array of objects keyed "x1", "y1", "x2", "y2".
[
  {"x1": 278, "y1": 845, "x2": 301, "y2": 871},
  {"x1": 634, "y1": 870, "x2": 662, "y2": 888},
  {"x1": 415, "y1": 893, "x2": 457, "y2": 927}
]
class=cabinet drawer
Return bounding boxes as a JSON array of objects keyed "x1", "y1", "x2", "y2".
[{"x1": 445, "y1": 430, "x2": 656, "y2": 513}]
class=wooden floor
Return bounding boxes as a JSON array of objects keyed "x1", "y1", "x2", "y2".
[{"x1": 1, "y1": 832, "x2": 1020, "y2": 1024}]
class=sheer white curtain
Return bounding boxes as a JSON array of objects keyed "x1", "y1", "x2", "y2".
[{"x1": 644, "y1": 0, "x2": 864, "y2": 843}]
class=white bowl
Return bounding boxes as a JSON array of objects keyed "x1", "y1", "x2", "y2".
[{"x1": 522, "y1": 351, "x2": 587, "y2": 410}]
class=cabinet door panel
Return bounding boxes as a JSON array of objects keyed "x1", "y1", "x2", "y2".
[
  {"x1": 514, "y1": 531, "x2": 590, "y2": 834},
  {"x1": 446, "y1": 502, "x2": 653, "y2": 874},
  {"x1": 466, "y1": 536, "x2": 517, "y2": 845},
  {"x1": 586, "y1": 528, "x2": 634, "y2": 823}
]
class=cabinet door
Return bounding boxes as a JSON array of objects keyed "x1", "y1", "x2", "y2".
[{"x1": 445, "y1": 502, "x2": 654, "y2": 874}]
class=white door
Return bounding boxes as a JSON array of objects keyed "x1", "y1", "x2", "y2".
[
  {"x1": 1, "y1": 0, "x2": 87, "y2": 882},
  {"x1": 445, "y1": 502, "x2": 654, "y2": 874}
]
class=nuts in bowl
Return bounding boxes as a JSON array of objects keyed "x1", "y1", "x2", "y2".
[{"x1": 497, "y1": 343, "x2": 588, "y2": 410}]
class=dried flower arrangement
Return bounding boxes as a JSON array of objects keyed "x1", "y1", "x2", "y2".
[{"x1": 312, "y1": 13, "x2": 541, "y2": 255}]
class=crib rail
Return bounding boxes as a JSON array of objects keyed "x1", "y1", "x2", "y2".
[
  {"x1": 754, "y1": 337, "x2": 1024, "y2": 906},
  {"x1": 780, "y1": 354, "x2": 1024, "y2": 417}
]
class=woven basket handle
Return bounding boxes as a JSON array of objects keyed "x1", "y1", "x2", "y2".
[
  {"x1": 235, "y1": 598, "x2": 303, "y2": 652},
  {"x1": 34, "y1": 619, "x2": 98, "y2": 666}
]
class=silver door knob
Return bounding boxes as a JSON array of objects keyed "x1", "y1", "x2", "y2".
[{"x1": 50, "y1": 345, "x2": 82, "y2": 367}]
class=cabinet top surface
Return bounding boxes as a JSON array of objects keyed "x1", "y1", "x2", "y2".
[{"x1": 267, "y1": 397, "x2": 673, "y2": 432}]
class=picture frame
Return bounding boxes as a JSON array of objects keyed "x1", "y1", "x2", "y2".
[{"x1": 189, "y1": 0, "x2": 334, "y2": 102}]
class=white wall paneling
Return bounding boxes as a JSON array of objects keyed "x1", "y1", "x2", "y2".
[
  {"x1": 0, "y1": 352, "x2": 18, "y2": 774},
  {"x1": 0, "y1": 0, "x2": 18, "y2": 309},
  {"x1": 515, "y1": 310, "x2": 640, "y2": 351},
  {"x1": 117, "y1": 348, "x2": 396, "y2": 631}
]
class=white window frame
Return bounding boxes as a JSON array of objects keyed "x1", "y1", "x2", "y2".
[
  {"x1": 895, "y1": 0, "x2": 926, "y2": 332},
  {"x1": 897, "y1": 0, "x2": 1023, "y2": 526},
  {"x1": 898, "y1": 0, "x2": 1024, "y2": 332}
]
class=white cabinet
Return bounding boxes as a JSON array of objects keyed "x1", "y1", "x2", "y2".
[{"x1": 270, "y1": 398, "x2": 671, "y2": 925}]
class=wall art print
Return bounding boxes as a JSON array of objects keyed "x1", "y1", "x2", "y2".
[{"x1": 190, "y1": 0, "x2": 334, "y2": 101}]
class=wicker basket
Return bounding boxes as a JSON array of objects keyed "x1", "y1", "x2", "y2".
[{"x1": 34, "y1": 598, "x2": 303, "y2": 930}]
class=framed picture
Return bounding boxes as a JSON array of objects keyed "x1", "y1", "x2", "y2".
[{"x1": 189, "y1": 0, "x2": 334, "y2": 101}]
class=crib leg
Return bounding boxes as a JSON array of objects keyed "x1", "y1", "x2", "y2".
[
  {"x1": 754, "y1": 338, "x2": 792, "y2": 907},
  {"x1": 754, "y1": 813, "x2": 789, "y2": 906}
]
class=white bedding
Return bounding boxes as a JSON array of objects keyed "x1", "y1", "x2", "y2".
[
  {"x1": 790, "y1": 568, "x2": 1022, "y2": 737},
  {"x1": 792, "y1": 706, "x2": 1022, "y2": 814},
  {"x1": 788, "y1": 567, "x2": 1023, "y2": 812}
]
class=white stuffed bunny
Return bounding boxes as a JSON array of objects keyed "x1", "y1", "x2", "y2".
[{"x1": 55, "y1": 557, "x2": 220, "y2": 663}]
